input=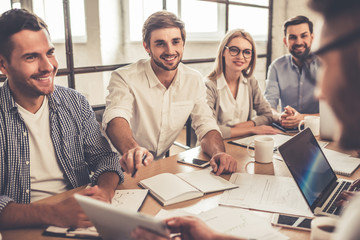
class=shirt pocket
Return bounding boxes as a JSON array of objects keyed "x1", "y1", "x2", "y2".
[{"x1": 169, "y1": 101, "x2": 194, "y2": 130}]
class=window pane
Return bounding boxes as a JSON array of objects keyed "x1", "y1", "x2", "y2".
[
  {"x1": 231, "y1": 0, "x2": 269, "y2": 7},
  {"x1": 229, "y1": 5, "x2": 268, "y2": 41},
  {"x1": 181, "y1": 0, "x2": 218, "y2": 33},
  {"x1": 74, "y1": 72, "x2": 111, "y2": 105},
  {"x1": 54, "y1": 75, "x2": 69, "y2": 88},
  {"x1": 0, "y1": 0, "x2": 11, "y2": 13},
  {"x1": 129, "y1": 0, "x2": 163, "y2": 41}
]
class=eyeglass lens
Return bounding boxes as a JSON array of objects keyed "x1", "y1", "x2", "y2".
[{"x1": 227, "y1": 46, "x2": 252, "y2": 59}]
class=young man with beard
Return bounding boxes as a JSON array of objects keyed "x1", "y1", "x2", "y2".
[
  {"x1": 103, "y1": 11, "x2": 237, "y2": 177},
  {"x1": 265, "y1": 16, "x2": 320, "y2": 128},
  {"x1": 0, "y1": 9, "x2": 123, "y2": 229}
]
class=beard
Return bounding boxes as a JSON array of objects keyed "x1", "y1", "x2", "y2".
[
  {"x1": 290, "y1": 44, "x2": 311, "y2": 61},
  {"x1": 150, "y1": 52, "x2": 181, "y2": 71}
]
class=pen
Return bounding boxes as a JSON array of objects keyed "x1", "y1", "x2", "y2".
[{"x1": 131, "y1": 154, "x2": 147, "y2": 177}]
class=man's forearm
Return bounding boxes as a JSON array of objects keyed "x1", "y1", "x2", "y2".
[
  {"x1": 0, "y1": 202, "x2": 53, "y2": 229},
  {"x1": 97, "y1": 171, "x2": 120, "y2": 193},
  {"x1": 200, "y1": 130, "x2": 225, "y2": 157},
  {"x1": 106, "y1": 117, "x2": 138, "y2": 155}
]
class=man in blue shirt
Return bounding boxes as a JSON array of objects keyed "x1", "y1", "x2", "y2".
[
  {"x1": 265, "y1": 15, "x2": 320, "y2": 128},
  {"x1": 0, "y1": 9, "x2": 123, "y2": 229}
]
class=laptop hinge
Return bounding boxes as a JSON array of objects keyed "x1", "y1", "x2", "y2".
[{"x1": 314, "y1": 180, "x2": 338, "y2": 208}]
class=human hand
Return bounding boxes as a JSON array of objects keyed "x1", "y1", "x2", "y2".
[
  {"x1": 335, "y1": 178, "x2": 360, "y2": 207},
  {"x1": 48, "y1": 187, "x2": 100, "y2": 228},
  {"x1": 280, "y1": 106, "x2": 303, "y2": 128},
  {"x1": 120, "y1": 147, "x2": 153, "y2": 177},
  {"x1": 251, "y1": 125, "x2": 281, "y2": 135},
  {"x1": 131, "y1": 216, "x2": 222, "y2": 240},
  {"x1": 87, "y1": 185, "x2": 114, "y2": 203},
  {"x1": 209, "y1": 152, "x2": 237, "y2": 176}
]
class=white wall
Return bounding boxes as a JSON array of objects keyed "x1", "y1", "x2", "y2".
[{"x1": 271, "y1": 0, "x2": 321, "y2": 61}]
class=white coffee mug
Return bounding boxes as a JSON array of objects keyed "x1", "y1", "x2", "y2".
[
  {"x1": 246, "y1": 136, "x2": 274, "y2": 164},
  {"x1": 310, "y1": 216, "x2": 338, "y2": 240},
  {"x1": 298, "y1": 116, "x2": 320, "y2": 136}
]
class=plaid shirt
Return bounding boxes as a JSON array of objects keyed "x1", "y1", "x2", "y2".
[{"x1": 0, "y1": 80, "x2": 123, "y2": 212}]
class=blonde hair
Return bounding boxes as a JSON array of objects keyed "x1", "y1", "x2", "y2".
[{"x1": 208, "y1": 29, "x2": 257, "y2": 80}]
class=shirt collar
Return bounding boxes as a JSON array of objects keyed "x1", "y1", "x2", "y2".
[
  {"x1": 289, "y1": 53, "x2": 317, "y2": 69},
  {"x1": 217, "y1": 73, "x2": 246, "y2": 90},
  {"x1": 0, "y1": 80, "x2": 60, "y2": 113},
  {"x1": 0, "y1": 80, "x2": 17, "y2": 113},
  {"x1": 144, "y1": 58, "x2": 182, "y2": 89}
]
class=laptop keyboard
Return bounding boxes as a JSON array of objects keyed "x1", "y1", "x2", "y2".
[{"x1": 323, "y1": 181, "x2": 351, "y2": 215}]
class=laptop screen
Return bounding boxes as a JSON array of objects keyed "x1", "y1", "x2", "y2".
[{"x1": 278, "y1": 128, "x2": 337, "y2": 209}]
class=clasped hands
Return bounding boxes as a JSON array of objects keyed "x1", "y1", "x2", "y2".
[{"x1": 279, "y1": 105, "x2": 304, "y2": 128}]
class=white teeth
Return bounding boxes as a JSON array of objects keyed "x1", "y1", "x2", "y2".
[
  {"x1": 35, "y1": 77, "x2": 50, "y2": 81},
  {"x1": 164, "y1": 56, "x2": 176, "y2": 61}
]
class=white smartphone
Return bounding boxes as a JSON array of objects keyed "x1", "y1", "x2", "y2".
[
  {"x1": 271, "y1": 214, "x2": 312, "y2": 231},
  {"x1": 177, "y1": 157, "x2": 210, "y2": 168}
]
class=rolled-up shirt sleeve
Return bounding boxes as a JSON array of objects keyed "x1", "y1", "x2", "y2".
[{"x1": 102, "y1": 70, "x2": 134, "y2": 131}]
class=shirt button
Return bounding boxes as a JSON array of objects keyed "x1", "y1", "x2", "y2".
[
  {"x1": 25, "y1": 161, "x2": 30, "y2": 165},
  {"x1": 26, "y1": 189, "x2": 30, "y2": 194},
  {"x1": 23, "y1": 131, "x2": 27, "y2": 137}
]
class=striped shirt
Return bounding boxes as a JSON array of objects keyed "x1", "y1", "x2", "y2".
[{"x1": 0, "y1": 80, "x2": 123, "y2": 212}]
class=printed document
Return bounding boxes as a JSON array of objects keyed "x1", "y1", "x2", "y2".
[{"x1": 220, "y1": 173, "x2": 313, "y2": 217}]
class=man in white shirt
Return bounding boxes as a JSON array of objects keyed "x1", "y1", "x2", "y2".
[{"x1": 103, "y1": 11, "x2": 237, "y2": 177}]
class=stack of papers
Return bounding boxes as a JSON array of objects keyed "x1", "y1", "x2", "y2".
[{"x1": 219, "y1": 173, "x2": 313, "y2": 217}]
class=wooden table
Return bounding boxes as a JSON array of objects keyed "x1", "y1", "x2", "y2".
[{"x1": 1, "y1": 139, "x2": 359, "y2": 240}]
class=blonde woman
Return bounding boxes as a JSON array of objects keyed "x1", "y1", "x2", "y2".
[{"x1": 205, "y1": 29, "x2": 278, "y2": 139}]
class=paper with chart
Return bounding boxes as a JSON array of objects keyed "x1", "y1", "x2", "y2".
[
  {"x1": 199, "y1": 206, "x2": 288, "y2": 240},
  {"x1": 156, "y1": 206, "x2": 288, "y2": 240},
  {"x1": 220, "y1": 173, "x2": 313, "y2": 217},
  {"x1": 45, "y1": 189, "x2": 148, "y2": 237}
]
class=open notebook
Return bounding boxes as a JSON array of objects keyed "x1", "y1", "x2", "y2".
[
  {"x1": 139, "y1": 168, "x2": 238, "y2": 206},
  {"x1": 323, "y1": 148, "x2": 360, "y2": 176}
]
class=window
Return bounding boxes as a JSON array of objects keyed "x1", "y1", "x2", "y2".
[
  {"x1": 129, "y1": 0, "x2": 225, "y2": 42},
  {"x1": 32, "y1": 0, "x2": 87, "y2": 43}
]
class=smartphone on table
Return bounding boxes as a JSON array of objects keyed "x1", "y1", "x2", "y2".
[
  {"x1": 271, "y1": 214, "x2": 313, "y2": 231},
  {"x1": 177, "y1": 157, "x2": 210, "y2": 168}
]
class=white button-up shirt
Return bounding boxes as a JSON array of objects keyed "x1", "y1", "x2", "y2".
[
  {"x1": 103, "y1": 59, "x2": 220, "y2": 159},
  {"x1": 216, "y1": 74, "x2": 249, "y2": 126}
]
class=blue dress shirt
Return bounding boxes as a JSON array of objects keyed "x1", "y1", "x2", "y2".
[{"x1": 264, "y1": 54, "x2": 319, "y2": 114}]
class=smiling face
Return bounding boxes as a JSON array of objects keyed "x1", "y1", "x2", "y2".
[
  {"x1": 284, "y1": 23, "x2": 314, "y2": 61},
  {"x1": 0, "y1": 29, "x2": 58, "y2": 103},
  {"x1": 143, "y1": 27, "x2": 184, "y2": 74},
  {"x1": 223, "y1": 37, "x2": 252, "y2": 75}
]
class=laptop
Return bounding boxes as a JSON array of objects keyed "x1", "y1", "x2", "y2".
[
  {"x1": 75, "y1": 194, "x2": 170, "y2": 240},
  {"x1": 278, "y1": 128, "x2": 352, "y2": 217}
]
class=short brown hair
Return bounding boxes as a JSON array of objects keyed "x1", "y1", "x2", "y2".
[
  {"x1": 283, "y1": 15, "x2": 313, "y2": 36},
  {"x1": 0, "y1": 8, "x2": 49, "y2": 62},
  {"x1": 142, "y1": 11, "x2": 186, "y2": 47}
]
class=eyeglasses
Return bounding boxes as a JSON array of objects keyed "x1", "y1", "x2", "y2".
[
  {"x1": 225, "y1": 46, "x2": 253, "y2": 59},
  {"x1": 314, "y1": 28, "x2": 360, "y2": 56}
]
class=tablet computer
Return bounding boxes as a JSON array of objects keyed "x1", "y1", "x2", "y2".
[{"x1": 75, "y1": 194, "x2": 170, "y2": 240}]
